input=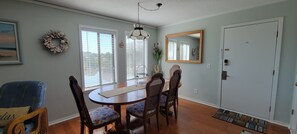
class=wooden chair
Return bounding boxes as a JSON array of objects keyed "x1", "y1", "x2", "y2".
[
  {"x1": 126, "y1": 73, "x2": 165, "y2": 134},
  {"x1": 0, "y1": 81, "x2": 48, "y2": 134},
  {"x1": 169, "y1": 64, "x2": 182, "y2": 104},
  {"x1": 69, "y1": 76, "x2": 120, "y2": 134},
  {"x1": 160, "y1": 70, "x2": 182, "y2": 126},
  {"x1": 169, "y1": 64, "x2": 181, "y2": 77}
]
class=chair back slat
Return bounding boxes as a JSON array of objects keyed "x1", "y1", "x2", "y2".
[
  {"x1": 144, "y1": 73, "x2": 165, "y2": 115},
  {"x1": 69, "y1": 76, "x2": 92, "y2": 125}
]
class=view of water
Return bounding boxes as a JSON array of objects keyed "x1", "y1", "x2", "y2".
[
  {"x1": 84, "y1": 71, "x2": 113, "y2": 87},
  {"x1": 84, "y1": 72, "x2": 100, "y2": 87}
]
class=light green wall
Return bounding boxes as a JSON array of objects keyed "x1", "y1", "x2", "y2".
[
  {"x1": 0, "y1": 0, "x2": 157, "y2": 122},
  {"x1": 158, "y1": 0, "x2": 297, "y2": 123}
]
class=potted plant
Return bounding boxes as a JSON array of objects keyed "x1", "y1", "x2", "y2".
[{"x1": 153, "y1": 43, "x2": 162, "y2": 73}]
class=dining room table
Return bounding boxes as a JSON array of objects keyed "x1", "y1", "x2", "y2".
[
  {"x1": 88, "y1": 79, "x2": 148, "y2": 132},
  {"x1": 88, "y1": 78, "x2": 180, "y2": 132}
]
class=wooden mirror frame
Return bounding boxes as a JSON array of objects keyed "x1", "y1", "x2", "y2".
[{"x1": 165, "y1": 30, "x2": 203, "y2": 64}]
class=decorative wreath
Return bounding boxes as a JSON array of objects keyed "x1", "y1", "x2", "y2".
[{"x1": 42, "y1": 31, "x2": 70, "y2": 54}]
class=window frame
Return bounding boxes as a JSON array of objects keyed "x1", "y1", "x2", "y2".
[
  {"x1": 79, "y1": 25, "x2": 118, "y2": 90},
  {"x1": 125, "y1": 32, "x2": 148, "y2": 80}
]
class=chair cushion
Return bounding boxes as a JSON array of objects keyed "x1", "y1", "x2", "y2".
[
  {"x1": 160, "y1": 94, "x2": 174, "y2": 107},
  {"x1": 127, "y1": 101, "x2": 145, "y2": 117},
  {"x1": 89, "y1": 106, "x2": 119, "y2": 126},
  {"x1": 126, "y1": 101, "x2": 155, "y2": 117},
  {"x1": 0, "y1": 106, "x2": 30, "y2": 126}
]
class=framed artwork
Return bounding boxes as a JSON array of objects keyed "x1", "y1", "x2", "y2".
[{"x1": 0, "y1": 20, "x2": 21, "y2": 65}]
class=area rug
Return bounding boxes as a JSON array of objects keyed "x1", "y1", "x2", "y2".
[{"x1": 212, "y1": 109, "x2": 267, "y2": 133}]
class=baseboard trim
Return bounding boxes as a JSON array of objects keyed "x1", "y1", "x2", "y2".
[
  {"x1": 178, "y1": 95, "x2": 218, "y2": 108},
  {"x1": 178, "y1": 95, "x2": 290, "y2": 128},
  {"x1": 270, "y1": 120, "x2": 290, "y2": 128},
  {"x1": 49, "y1": 113, "x2": 79, "y2": 126}
]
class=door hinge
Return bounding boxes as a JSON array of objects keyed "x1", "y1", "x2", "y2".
[
  {"x1": 276, "y1": 31, "x2": 278, "y2": 37},
  {"x1": 292, "y1": 109, "x2": 295, "y2": 115},
  {"x1": 269, "y1": 106, "x2": 271, "y2": 112},
  {"x1": 272, "y1": 70, "x2": 275, "y2": 76}
]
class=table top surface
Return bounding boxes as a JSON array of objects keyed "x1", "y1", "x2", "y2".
[{"x1": 88, "y1": 80, "x2": 147, "y2": 105}]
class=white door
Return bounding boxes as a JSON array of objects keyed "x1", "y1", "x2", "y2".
[
  {"x1": 221, "y1": 21, "x2": 278, "y2": 119},
  {"x1": 290, "y1": 73, "x2": 297, "y2": 134}
]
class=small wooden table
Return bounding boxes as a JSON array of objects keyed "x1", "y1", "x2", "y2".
[{"x1": 88, "y1": 80, "x2": 146, "y2": 131}]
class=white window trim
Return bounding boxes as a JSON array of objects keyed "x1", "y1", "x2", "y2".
[{"x1": 79, "y1": 24, "x2": 118, "y2": 90}]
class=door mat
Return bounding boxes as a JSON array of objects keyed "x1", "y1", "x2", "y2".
[{"x1": 212, "y1": 109, "x2": 267, "y2": 133}]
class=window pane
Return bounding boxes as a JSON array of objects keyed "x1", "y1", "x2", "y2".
[
  {"x1": 168, "y1": 41, "x2": 177, "y2": 60},
  {"x1": 126, "y1": 37, "x2": 135, "y2": 79},
  {"x1": 80, "y1": 27, "x2": 116, "y2": 90},
  {"x1": 180, "y1": 43, "x2": 190, "y2": 60},
  {"x1": 100, "y1": 33, "x2": 114, "y2": 84},
  {"x1": 81, "y1": 30, "x2": 100, "y2": 88},
  {"x1": 126, "y1": 36, "x2": 147, "y2": 79},
  {"x1": 135, "y1": 40, "x2": 144, "y2": 69}
]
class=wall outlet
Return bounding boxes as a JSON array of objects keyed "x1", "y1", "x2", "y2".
[{"x1": 194, "y1": 89, "x2": 198, "y2": 94}]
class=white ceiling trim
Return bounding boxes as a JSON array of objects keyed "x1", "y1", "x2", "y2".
[
  {"x1": 20, "y1": 0, "x2": 157, "y2": 29},
  {"x1": 160, "y1": 0, "x2": 286, "y2": 29}
]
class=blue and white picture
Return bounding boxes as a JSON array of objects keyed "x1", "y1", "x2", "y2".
[{"x1": 0, "y1": 20, "x2": 21, "y2": 64}]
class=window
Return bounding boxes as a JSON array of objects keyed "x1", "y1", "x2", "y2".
[
  {"x1": 80, "y1": 26, "x2": 116, "y2": 90},
  {"x1": 168, "y1": 40, "x2": 177, "y2": 60},
  {"x1": 180, "y1": 43, "x2": 190, "y2": 60},
  {"x1": 126, "y1": 34, "x2": 147, "y2": 80}
]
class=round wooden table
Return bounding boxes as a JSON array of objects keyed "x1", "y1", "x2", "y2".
[{"x1": 88, "y1": 81, "x2": 147, "y2": 131}]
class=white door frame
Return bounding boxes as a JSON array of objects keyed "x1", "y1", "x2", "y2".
[
  {"x1": 290, "y1": 73, "x2": 297, "y2": 133},
  {"x1": 217, "y1": 17, "x2": 284, "y2": 121}
]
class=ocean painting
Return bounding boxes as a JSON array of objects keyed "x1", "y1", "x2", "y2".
[{"x1": 0, "y1": 20, "x2": 21, "y2": 64}]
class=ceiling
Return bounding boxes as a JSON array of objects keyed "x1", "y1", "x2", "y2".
[{"x1": 35, "y1": 0, "x2": 285, "y2": 27}]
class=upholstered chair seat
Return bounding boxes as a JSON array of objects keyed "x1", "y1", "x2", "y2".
[
  {"x1": 90, "y1": 106, "x2": 120, "y2": 126},
  {"x1": 126, "y1": 101, "x2": 156, "y2": 117},
  {"x1": 160, "y1": 95, "x2": 174, "y2": 107}
]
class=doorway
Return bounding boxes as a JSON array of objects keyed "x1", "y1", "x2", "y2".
[{"x1": 218, "y1": 18, "x2": 283, "y2": 120}]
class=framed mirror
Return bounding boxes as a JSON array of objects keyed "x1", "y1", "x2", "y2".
[{"x1": 165, "y1": 30, "x2": 203, "y2": 64}]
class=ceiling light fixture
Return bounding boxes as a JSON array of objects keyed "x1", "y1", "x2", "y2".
[{"x1": 129, "y1": 2, "x2": 162, "y2": 40}]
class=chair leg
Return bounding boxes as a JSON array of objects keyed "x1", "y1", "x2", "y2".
[
  {"x1": 143, "y1": 119, "x2": 147, "y2": 134},
  {"x1": 88, "y1": 128, "x2": 93, "y2": 134},
  {"x1": 166, "y1": 107, "x2": 169, "y2": 126},
  {"x1": 156, "y1": 112, "x2": 160, "y2": 131},
  {"x1": 80, "y1": 121, "x2": 84, "y2": 134},
  {"x1": 126, "y1": 113, "x2": 131, "y2": 129},
  {"x1": 173, "y1": 101, "x2": 178, "y2": 120},
  {"x1": 104, "y1": 125, "x2": 108, "y2": 131}
]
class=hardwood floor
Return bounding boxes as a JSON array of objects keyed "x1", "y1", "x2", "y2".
[{"x1": 48, "y1": 98, "x2": 289, "y2": 134}]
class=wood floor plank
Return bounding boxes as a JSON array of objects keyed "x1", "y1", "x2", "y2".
[{"x1": 47, "y1": 98, "x2": 289, "y2": 134}]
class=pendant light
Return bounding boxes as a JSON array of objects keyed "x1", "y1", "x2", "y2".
[{"x1": 129, "y1": 2, "x2": 162, "y2": 40}]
